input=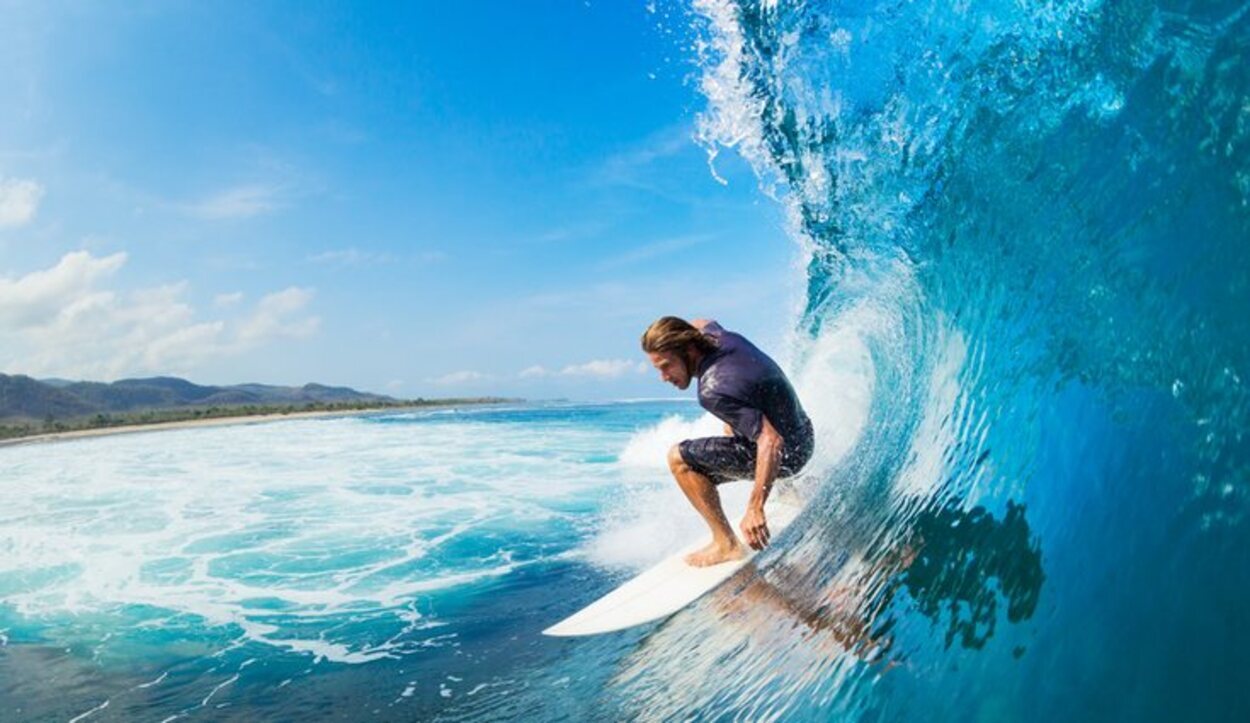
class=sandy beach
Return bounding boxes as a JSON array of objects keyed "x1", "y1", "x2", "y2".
[{"x1": 0, "y1": 405, "x2": 455, "y2": 448}]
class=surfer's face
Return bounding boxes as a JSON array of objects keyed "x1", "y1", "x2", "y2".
[{"x1": 648, "y1": 350, "x2": 692, "y2": 390}]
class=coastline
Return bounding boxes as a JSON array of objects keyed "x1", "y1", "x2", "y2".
[{"x1": 0, "y1": 402, "x2": 492, "y2": 449}]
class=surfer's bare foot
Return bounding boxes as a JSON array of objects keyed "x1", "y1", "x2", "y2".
[{"x1": 684, "y1": 540, "x2": 746, "y2": 567}]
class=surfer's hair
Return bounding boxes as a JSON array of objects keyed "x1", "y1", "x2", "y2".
[{"x1": 641, "y1": 317, "x2": 718, "y2": 356}]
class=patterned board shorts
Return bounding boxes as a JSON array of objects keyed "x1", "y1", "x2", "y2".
[{"x1": 678, "y1": 430, "x2": 814, "y2": 485}]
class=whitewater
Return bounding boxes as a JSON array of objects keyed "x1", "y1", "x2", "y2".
[{"x1": 0, "y1": 397, "x2": 862, "y2": 720}]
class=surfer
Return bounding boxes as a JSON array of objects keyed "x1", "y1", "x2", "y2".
[{"x1": 641, "y1": 317, "x2": 814, "y2": 567}]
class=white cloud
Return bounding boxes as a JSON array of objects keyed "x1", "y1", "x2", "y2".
[
  {"x1": 0, "y1": 176, "x2": 44, "y2": 228},
  {"x1": 237, "y1": 287, "x2": 320, "y2": 343},
  {"x1": 517, "y1": 360, "x2": 646, "y2": 380},
  {"x1": 136, "y1": 319, "x2": 228, "y2": 372},
  {"x1": 0, "y1": 251, "x2": 320, "y2": 380},
  {"x1": 214, "y1": 291, "x2": 245, "y2": 307},
  {"x1": 429, "y1": 370, "x2": 489, "y2": 385},
  {"x1": 10, "y1": 275, "x2": 223, "y2": 380},
  {"x1": 559, "y1": 358, "x2": 644, "y2": 379},
  {"x1": 182, "y1": 184, "x2": 282, "y2": 220},
  {"x1": 0, "y1": 250, "x2": 127, "y2": 327}
]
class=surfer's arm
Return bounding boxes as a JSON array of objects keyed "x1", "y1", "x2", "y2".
[
  {"x1": 691, "y1": 318, "x2": 715, "y2": 330},
  {"x1": 741, "y1": 416, "x2": 783, "y2": 549}
]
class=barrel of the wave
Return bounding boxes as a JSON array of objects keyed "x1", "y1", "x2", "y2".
[{"x1": 605, "y1": 1, "x2": 1250, "y2": 721}]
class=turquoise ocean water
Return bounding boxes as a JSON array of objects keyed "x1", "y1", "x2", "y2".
[
  {"x1": 5, "y1": 0, "x2": 1250, "y2": 719},
  {"x1": 0, "y1": 402, "x2": 770, "y2": 720}
]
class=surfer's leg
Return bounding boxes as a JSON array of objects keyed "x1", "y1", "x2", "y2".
[{"x1": 667, "y1": 444, "x2": 746, "y2": 567}]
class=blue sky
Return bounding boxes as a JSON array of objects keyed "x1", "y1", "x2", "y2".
[{"x1": 0, "y1": 1, "x2": 800, "y2": 400}]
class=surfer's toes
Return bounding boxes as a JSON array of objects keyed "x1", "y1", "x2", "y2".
[{"x1": 684, "y1": 541, "x2": 747, "y2": 567}]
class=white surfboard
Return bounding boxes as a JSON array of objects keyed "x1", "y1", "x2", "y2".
[{"x1": 543, "y1": 499, "x2": 805, "y2": 637}]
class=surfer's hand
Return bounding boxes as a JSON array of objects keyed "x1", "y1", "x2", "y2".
[{"x1": 740, "y1": 505, "x2": 770, "y2": 550}]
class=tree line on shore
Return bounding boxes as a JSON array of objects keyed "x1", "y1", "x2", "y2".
[
  {"x1": 0, "y1": 373, "x2": 514, "y2": 441},
  {"x1": 0, "y1": 398, "x2": 514, "y2": 441}
]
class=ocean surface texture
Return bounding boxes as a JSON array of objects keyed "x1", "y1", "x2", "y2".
[{"x1": 4, "y1": 0, "x2": 1250, "y2": 720}]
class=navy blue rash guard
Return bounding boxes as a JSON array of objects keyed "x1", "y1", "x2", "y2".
[{"x1": 695, "y1": 321, "x2": 812, "y2": 446}]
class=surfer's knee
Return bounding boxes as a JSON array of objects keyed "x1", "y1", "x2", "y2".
[{"x1": 667, "y1": 444, "x2": 689, "y2": 475}]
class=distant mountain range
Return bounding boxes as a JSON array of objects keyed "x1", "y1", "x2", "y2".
[{"x1": 0, "y1": 374, "x2": 396, "y2": 422}]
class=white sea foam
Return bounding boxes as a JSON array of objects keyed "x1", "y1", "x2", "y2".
[
  {"x1": 789, "y1": 317, "x2": 875, "y2": 481},
  {"x1": 616, "y1": 413, "x2": 724, "y2": 469},
  {"x1": 580, "y1": 410, "x2": 721, "y2": 569},
  {"x1": 0, "y1": 413, "x2": 630, "y2": 663}
]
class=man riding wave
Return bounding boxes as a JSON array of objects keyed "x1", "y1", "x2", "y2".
[{"x1": 642, "y1": 317, "x2": 814, "y2": 567}]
